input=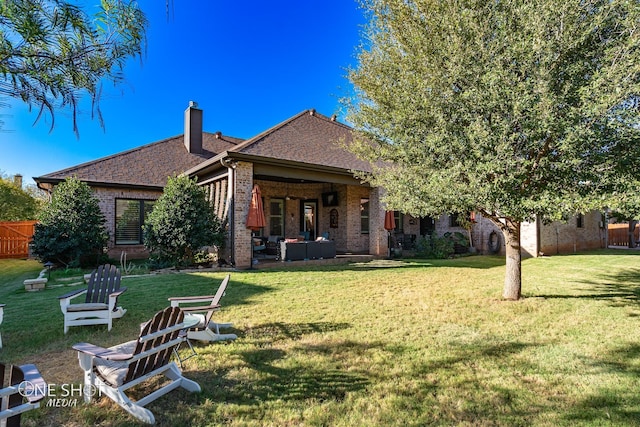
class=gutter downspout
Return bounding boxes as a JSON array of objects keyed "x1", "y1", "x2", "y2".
[{"x1": 221, "y1": 158, "x2": 237, "y2": 266}]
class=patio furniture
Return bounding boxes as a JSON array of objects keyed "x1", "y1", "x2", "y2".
[
  {"x1": 0, "y1": 363, "x2": 47, "y2": 427},
  {"x1": 266, "y1": 236, "x2": 283, "y2": 255},
  {"x1": 58, "y1": 264, "x2": 127, "y2": 334},
  {"x1": 279, "y1": 240, "x2": 336, "y2": 261},
  {"x1": 72, "y1": 307, "x2": 200, "y2": 425},
  {"x1": 252, "y1": 237, "x2": 267, "y2": 258},
  {"x1": 0, "y1": 304, "x2": 5, "y2": 348},
  {"x1": 168, "y1": 274, "x2": 237, "y2": 342}
]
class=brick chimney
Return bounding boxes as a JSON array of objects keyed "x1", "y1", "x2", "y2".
[
  {"x1": 13, "y1": 174, "x2": 22, "y2": 188},
  {"x1": 184, "y1": 101, "x2": 203, "y2": 154}
]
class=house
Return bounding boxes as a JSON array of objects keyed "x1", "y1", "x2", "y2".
[{"x1": 35, "y1": 102, "x2": 605, "y2": 268}]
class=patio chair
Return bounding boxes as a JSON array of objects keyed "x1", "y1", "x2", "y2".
[
  {"x1": 72, "y1": 306, "x2": 201, "y2": 425},
  {"x1": 168, "y1": 274, "x2": 237, "y2": 342},
  {"x1": 58, "y1": 264, "x2": 127, "y2": 334},
  {"x1": 0, "y1": 363, "x2": 47, "y2": 427},
  {"x1": 252, "y1": 237, "x2": 267, "y2": 258}
]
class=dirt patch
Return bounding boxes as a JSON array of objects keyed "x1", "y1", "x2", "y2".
[{"x1": 20, "y1": 348, "x2": 82, "y2": 385}]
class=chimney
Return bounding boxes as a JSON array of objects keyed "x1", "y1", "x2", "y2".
[
  {"x1": 184, "y1": 101, "x2": 203, "y2": 154},
  {"x1": 13, "y1": 174, "x2": 22, "y2": 188}
]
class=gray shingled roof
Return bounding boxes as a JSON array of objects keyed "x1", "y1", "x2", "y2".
[
  {"x1": 36, "y1": 132, "x2": 242, "y2": 188},
  {"x1": 230, "y1": 109, "x2": 373, "y2": 172},
  {"x1": 35, "y1": 110, "x2": 372, "y2": 188}
]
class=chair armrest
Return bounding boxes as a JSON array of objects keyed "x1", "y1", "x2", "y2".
[
  {"x1": 169, "y1": 295, "x2": 216, "y2": 303},
  {"x1": 72, "y1": 342, "x2": 133, "y2": 361},
  {"x1": 19, "y1": 364, "x2": 47, "y2": 403},
  {"x1": 109, "y1": 287, "x2": 127, "y2": 298},
  {"x1": 179, "y1": 304, "x2": 221, "y2": 313},
  {"x1": 58, "y1": 288, "x2": 88, "y2": 300}
]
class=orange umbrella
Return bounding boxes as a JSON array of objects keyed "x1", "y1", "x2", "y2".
[
  {"x1": 246, "y1": 184, "x2": 266, "y2": 231},
  {"x1": 384, "y1": 210, "x2": 395, "y2": 231}
]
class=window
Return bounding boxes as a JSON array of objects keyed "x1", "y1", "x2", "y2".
[
  {"x1": 394, "y1": 211, "x2": 404, "y2": 232},
  {"x1": 576, "y1": 213, "x2": 584, "y2": 228},
  {"x1": 269, "y1": 198, "x2": 284, "y2": 236},
  {"x1": 449, "y1": 213, "x2": 460, "y2": 227},
  {"x1": 115, "y1": 199, "x2": 155, "y2": 245},
  {"x1": 360, "y1": 198, "x2": 369, "y2": 233}
]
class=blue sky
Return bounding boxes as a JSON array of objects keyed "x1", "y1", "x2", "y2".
[{"x1": 1, "y1": 0, "x2": 366, "y2": 186}]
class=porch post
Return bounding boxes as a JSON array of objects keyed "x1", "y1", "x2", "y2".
[
  {"x1": 369, "y1": 187, "x2": 387, "y2": 257},
  {"x1": 233, "y1": 161, "x2": 254, "y2": 269}
]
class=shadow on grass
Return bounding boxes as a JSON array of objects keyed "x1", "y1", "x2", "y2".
[
  {"x1": 241, "y1": 321, "x2": 352, "y2": 343},
  {"x1": 251, "y1": 255, "x2": 506, "y2": 273},
  {"x1": 533, "y1": 267, "x2": 640, "y2": 311},
  {"x1": 563, "y1": 342, "x2": 640, "y2": 424},
  {"x1": 189, "y1": 322, "x2": 371, "y2": 406}
]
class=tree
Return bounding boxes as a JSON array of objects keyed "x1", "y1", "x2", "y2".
[
  {"x1": 0, "y1": 174, "x2": 40, "y2": 220},
  {"x1": 346, "y1": 0, "x2": 640, "y2": 299},
  {"x1": 144, "y1": 175, "x2": 224, "y2": 269},
  {"x1": 32, "y1": 176, "x2": 108, "y2": 267},
  {"x1": 0, "y1": 0, "x2": 147, "y2": 136},
  {"x1": 606, "y1": 184, "x2": 640, "y2": 248}
]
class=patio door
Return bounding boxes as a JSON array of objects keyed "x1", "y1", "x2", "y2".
[{"x1": 300, "y1": 200, "x2": 317, "y2": 240}]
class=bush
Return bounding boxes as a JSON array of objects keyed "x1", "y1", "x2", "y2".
[
  {"x1": 31, "y1": 177, "x2": 108, "y2": 267},
  {"x1": 415, "y1": 231, "x2": 470, "y2": 259},
  {"x1": 144, "y1": 176, "x2": 224, "y2": 268}
]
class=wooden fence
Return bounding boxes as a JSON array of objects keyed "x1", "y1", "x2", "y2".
[
  {"x1": 608, "y1": 223, "x2": 640, "y2": 247},
  {"x1": 0, "y1": 221, "x2": 37, "y2": 259}
]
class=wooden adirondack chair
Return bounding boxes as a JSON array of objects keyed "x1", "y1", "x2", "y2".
[
  {"x1": 0, "y1": 363, "x2": 47, "y2": 427},
  {"x1": 168, "y1": 274, "x2": 237, "y2": 342},
  {"x1": 58, "y1": 264, "x2": 127, "y2": 334},
  {"x1": 72, "y1": 306, "x2": 201, "y2": 425}
]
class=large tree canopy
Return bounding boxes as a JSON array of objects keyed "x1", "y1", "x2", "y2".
[
  {"x1": 0, "y1": 0, "x2": 147, "y2": 135},
  {"x1": 347, "y1": 0, "x2": 640, "y2": 299}
]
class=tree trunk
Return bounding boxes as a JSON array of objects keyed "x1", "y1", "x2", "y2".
[
  {"x1": 502, "y1": 221, "x2": 522, "y2": 300},
  {"x1": 628, "y1": 220, "x2": 637, "y2": 248}
]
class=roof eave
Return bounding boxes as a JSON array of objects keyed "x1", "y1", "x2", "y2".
[
  {"x1": 34, "y1": 176, "x2": 165, "y2": 192},
  {"x1": 184, "y1": 151, "x2": 368, "y2": 179}
]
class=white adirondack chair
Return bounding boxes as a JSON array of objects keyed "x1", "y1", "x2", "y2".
[
  {"x1": 0, "y1": 363, "x2": 47, "y2": 427},
  {"x1": 168, "y1": 274, "x2": 237, "y2": 342},
  {"x1": 0, "y1": 304, "x2": 5, "y2": 348},
  {"x1": 58, "y1": 264, "x2": 127, "y2": 334},
  {"x1": 72, "y1": 306, "x2": 201, "y2": 425}
]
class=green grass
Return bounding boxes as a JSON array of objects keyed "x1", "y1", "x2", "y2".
[{"x1": 2, "y1": 250, "x2": 640, "y2": 426}]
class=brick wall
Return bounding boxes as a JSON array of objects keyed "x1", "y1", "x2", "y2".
[{"x1": 538, "y1": 211, "x2": 605, "y2": 255}]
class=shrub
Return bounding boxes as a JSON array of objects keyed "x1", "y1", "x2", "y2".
[
  {"x1": 414, "y1": 231, "x2": 471, "y2": 259},
  {"x1": 31, "y1": 177, "x2": 108, "y2": 267},
  {"x1": 144, "y1": 176, "x2": 224, "y2": 268}
]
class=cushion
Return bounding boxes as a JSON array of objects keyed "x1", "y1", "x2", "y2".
[
  {"x1": 94, "y1": 340, "x2": 137, "y2": 387},
  {"x1": 66, "y1": 303, "x2": 108, "y2": 312}
]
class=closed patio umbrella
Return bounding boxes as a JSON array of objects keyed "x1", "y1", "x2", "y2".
[
  {"x1": 384, "y1": 210, "x2": 395, "y2": 259},
  {"x1": 246, "y1": 184, "x2": 266, "y2": 231},
  {"x1": 246, "y1": 184, "x2": 266, "y2": 267}
]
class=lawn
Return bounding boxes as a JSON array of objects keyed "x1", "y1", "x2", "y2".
[{"x1": 1, "y1": 250, "x2": 640, "y2": 426}]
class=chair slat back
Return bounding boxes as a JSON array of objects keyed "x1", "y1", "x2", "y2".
[
  {"x1": 0, "y1": 363, "x2": 26, "y2": 427},
  {"x1": 124, "y1": 307, "x2": 184, "y2": 384},
  {"x1": 86, "y1": 264, "x2": 121, "y2": 304},
  {"x1": 204, "y1": 275, "x2": 230, "y2": 324}
]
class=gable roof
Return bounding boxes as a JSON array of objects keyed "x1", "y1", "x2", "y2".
[
  {"x1": 35, "y1": 109, "x2": 372, "y2": 190},
  {"x1": 231, "y1": 109, "x2": 372, "y2": 172},
  {"x1": 35, "y1": 132, "x2": 243, "y2": 189},
  {"x1": 184, "y1": 109, "x2": 374, "y2": 179}
]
